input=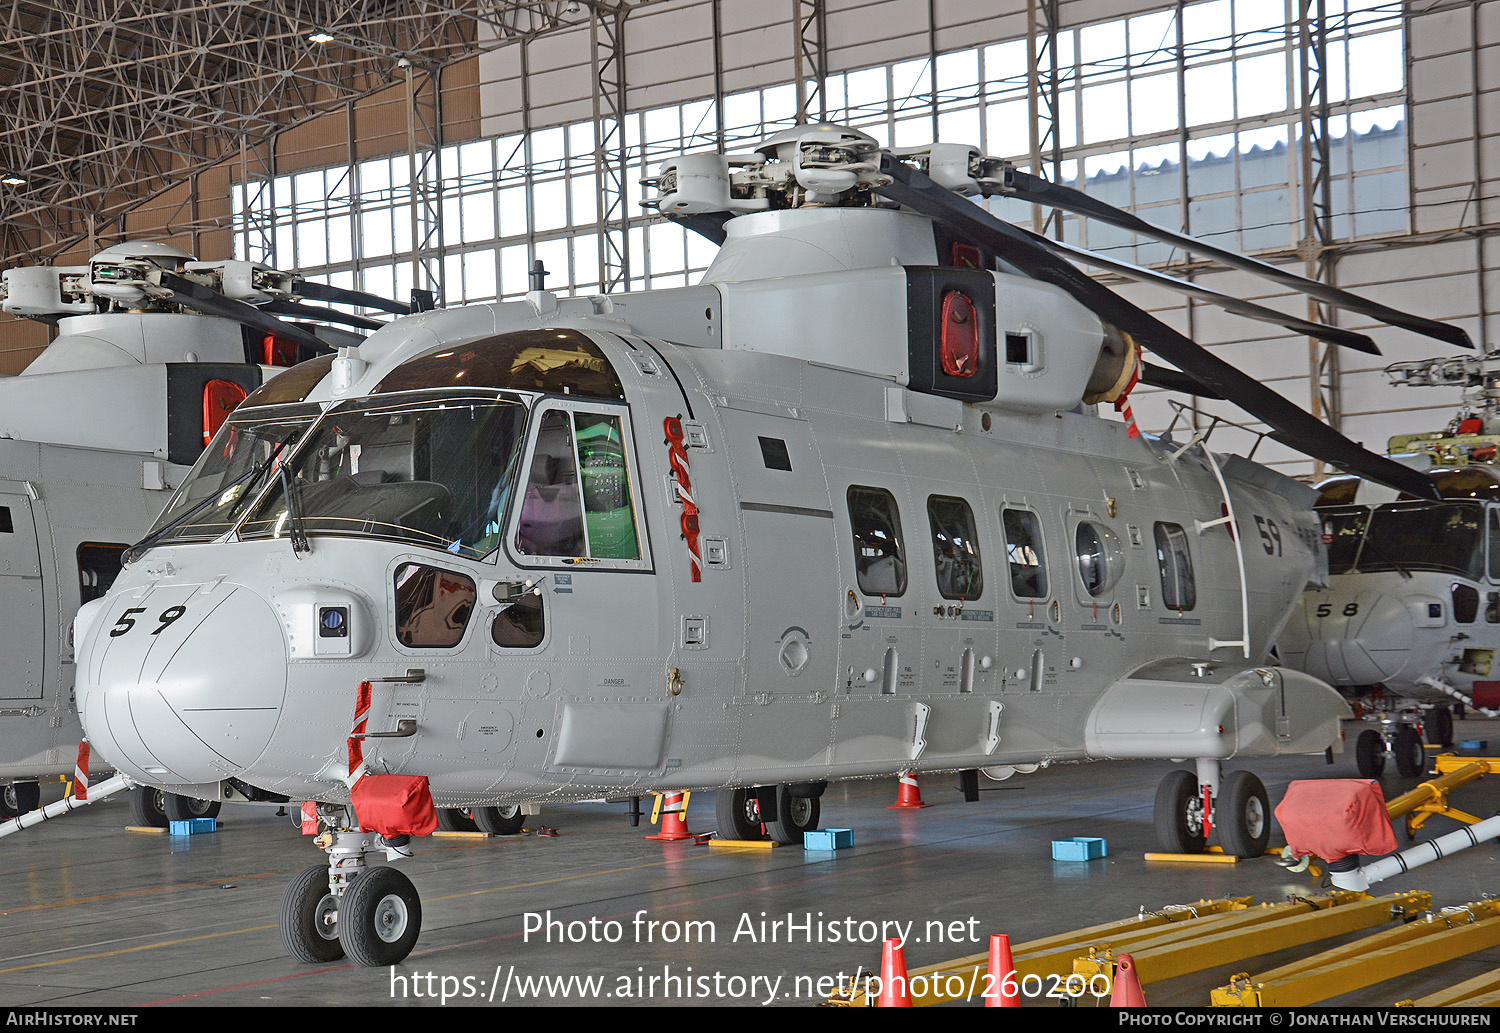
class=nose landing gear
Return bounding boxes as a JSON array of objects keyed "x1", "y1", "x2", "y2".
[
  {"x1": 1153, "y1": 761, "x2": 1271, "y2": 859},
  {"x1": 279, "y1": 805, "x2": 422, "y2": 967}
]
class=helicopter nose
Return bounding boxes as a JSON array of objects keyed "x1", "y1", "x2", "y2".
[
  {"x1": 78, "y1": 583, "x2": 287, "y2": 785},
  {"x1": 1301, "y1": 592, "x2": 1413, "y2": 685}
]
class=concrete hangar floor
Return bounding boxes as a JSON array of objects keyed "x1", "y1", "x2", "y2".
[{"x1": 2, "y1": 718, "x2": 1497, "y2": 1010}]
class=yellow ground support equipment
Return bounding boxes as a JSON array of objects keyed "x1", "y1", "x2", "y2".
[
  {"x1": 1399, "y1": 968, "x2": 1500, "y2": 1008},
  {"x1": 1385, "y1": 756, "x2": 1495, "y2": 838},
  {"x1": 1213, "y1": 898, "x2": 1500, "y2": 1006},
  {"x1": 1073, "y1": 891, "x2": 1429, "y2": 989},
  {"x1": 824, "y1": 896, "x2": 1254, "y2": 1007}
]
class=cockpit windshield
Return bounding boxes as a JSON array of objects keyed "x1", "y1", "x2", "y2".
[
  {"x1": 146, "y1": 402, "x2": 322, "y2": 545},
  {"x1": 1357, "y1": 500, "x2": 1484, "y2": 579},
  {"x1": 1318, "y1": 506, "x2": 1369, "y2": 575},
  {"x1": 239, "y1": 391, "x2": 527, "y2": 559}
]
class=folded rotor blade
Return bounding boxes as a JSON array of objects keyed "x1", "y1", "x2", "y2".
[
  {"x1": 1139, "y1": 362, "x2": 1223, "y2": 399},
  {"x1": 291, "y1": 278, "x2": 411, "y2": 315},
  {"x1": 996, "y1": 167, "x2": 1471, "y2": 351},
  {"x1": 154, "y1": 271, "x2": 326, "y2": 354},
  {"x1": 1038, "y1": 234, "x2": 1380, "y2": 356},
  {"x1": 263, "y1": 299, "x2": 387, "y2": 331},
  {"x1": 876, "y1": 154, "x2": 1440, "y2": 500}
]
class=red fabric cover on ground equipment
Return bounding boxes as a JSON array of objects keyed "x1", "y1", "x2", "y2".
[
  {"x1": 1471, "y1": 682, "x2": 1500, "y2": 710},
  {"x1": 350, "y1": 774, "x2": 439, "y2": 837},
  {"x1": 1273, "y1": 779, "x2": 1397, "y2": 862}
]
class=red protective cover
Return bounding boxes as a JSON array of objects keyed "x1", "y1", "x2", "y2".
[
  {"x1": 1273, "y1": 779, "x2": 1398, "y2": 862},
  {"x1": 1471, "y1": 682, "x2": 1500, "y2": 710},
  {"x1": 350, "y1": 774, "x2": 439, "y2": 838}
]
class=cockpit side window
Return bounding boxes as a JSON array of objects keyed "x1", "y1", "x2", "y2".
[
  {"x1": 394, "y1": 563, "x2": 476, "y2": 648},
  {"x1": 1490, "y1": 509, "x2": 1500, "y2": 581},
  {"x1": 513, "y1": 405, "x2": 643, "y2": 564},
  {"x1": 848, "y1": 486, "x2": 907, "y2": 597}
]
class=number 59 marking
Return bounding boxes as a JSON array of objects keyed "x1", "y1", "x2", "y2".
[
  {"x1": 1254, "y1": 515, "x2": 1282, "y2": 556},
  {"x1": 109, "y1": 605, "x2": 188, "y2": 637}
]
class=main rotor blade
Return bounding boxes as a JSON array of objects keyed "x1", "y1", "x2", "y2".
[
  {"x1": 1039, "y1": 234, "x2": 1381, "y2": 355},
  {"x1": 875, "y1": 154, "x2": 1440, "y2": 500},
  {"x1": 264, "y1": 299, "x2": 387, "y2": 331},
  {"x1": 996, "y1": 167, "x2": 1472, "y2": 351},
  {"x1": 154, "y1": 271, "x2": 326, "y2": 354},
  {"x1": 1139, "y1": 362, "x2": 1223, "y2": 399},
  {"x1": 291, "y1": 278, "x2": 411, "y2": 315}
]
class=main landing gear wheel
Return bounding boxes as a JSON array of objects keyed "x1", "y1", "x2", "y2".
[
  {"x1": 1154, "y1": 770, "x2": 1206, "y2": 854},
  {"x1": 1427, "y1": 706, "x2": 1454, "y2": 749},
  {"x1": 164, "y1": 794, "x2": 221, "y2": 822},
  {"x1": 473, "y1": 805, "x2": 525, "y2": 835},
  {"x1": 279, "y1": 864, "x2": 345, "y2": 963},
  {"x1": 1355, "y1": 729, "x2": 1386, "y2": 778},
  {"x1": 766, "y1": 786, "x2": 820, "y2": 846},
  {"x1": 339, "y1": 866, "x2": 422, "y2": 967},
  {"x1": 715, "y1": 788, "x2": 765, "y2": 841},
  {"x1": 1, "y1": 782, "x2": 40, "y2": 817},
  {"x1": 1216, "y1": 771, "x2": 1271, "y2": 859},
  {"x1": 1394, "y1": 725, "x2": 1426, "y2": 778},
  {"x1": 436, "y1": 809, "x2": 480, "y2": 832},
  {"x1": 129, "y1": 787, "x2": 169, "y2": 828}
]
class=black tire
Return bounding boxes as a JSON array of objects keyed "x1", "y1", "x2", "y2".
[
  {"x1": 1355, "y1": 729, "x2": 1386, "y2": 778},
  {"x1": 473, "y1": 805, "x2": 526, "y2": 835},
  {"x1": 1427, "y1": 707, "x2": 1454, "y2": 749},
  {"x1": 715, "y1": 788, "x2": 765, "y2": 841},
  {"x1": 338, "y1": 866, "x2": 422, "y2": 967},
  {"x1": 130, "y1": 787, "x2": 168, "y2": 828},
  {"x1": 436, "y1": 809, "x2": 480, "y2": 833},
  {"x1": 1216, "y1": 771, "x2": 1271, "y2": 859},
  {"x1": 279, "y1": 864, "x2": 345, "y2": 963},
  {"x1": 1395, "y1": 725, "x2": 1426, "y2": 777},
  {"x1": 1154, "y1": 769, "x2": 1206, "y2": 853},
  {"x1": 163, "y1": 794, "x2": 221, "y2": 822},
  {"x1": 4, "y1": 782, "x2": 40, "y2": 816},
  {"x1": 766, "y1": 785, "x2": 820, "y2": 846}
]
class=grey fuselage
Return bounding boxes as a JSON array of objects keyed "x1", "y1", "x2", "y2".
[{"x1": 73, "y1": 209, "x2": 1347, "y2": 808}]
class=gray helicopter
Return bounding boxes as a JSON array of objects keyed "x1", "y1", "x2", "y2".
[
  {"x1": 1279, "y1": 354, "x2": 1500, "y2": 777},
  {"x1": 69, "y1": 126, "x2": 1466, "y2": 967},
  {"x1": 0, "y1": 240, "x2": 412, "y2": 825}
]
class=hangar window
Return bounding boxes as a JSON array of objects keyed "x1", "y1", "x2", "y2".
[
  {"x1": 515, "y1": 405, "x2": 642, "y2": 564},
  {"x1": 394, "y1": 564, "x2": 476, "y2": 649},
  {"x1": 927, "y1": 495, "x2": 983, "y2": 600},
  {"x1": 1002, "y1": 508, "x2": 1048, "y2": 599},
  {"x1": 848, "y1": 486, "x2": 907, "y2": 597},
  {"x1": 1154, "y1": 522, "x2": 1196, "y2": 611}
]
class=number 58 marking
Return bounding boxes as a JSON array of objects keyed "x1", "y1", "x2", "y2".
[{"x1": 109, "y1": 605, "x2": 188, "y2": 637}]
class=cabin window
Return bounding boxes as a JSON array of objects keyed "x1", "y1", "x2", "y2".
[
  {"x1": 394, "y1": 564, "x2": 476, "y2": 648},
  {"x1": 927, "y1": 495, "x2": 983, "y2": 601},
  {"x1": 77, "y1": 544, "x2": 127, "y2": 605},
  {"x1": 0, "y1": 506, "x2": 11, "y2": 533},
  {"x1": 758, "y1": 436, "x2": 792, "y2": 471},
  {"x1": 1490, "y1": 510, "x2": 1500, "y2": 581},
  {"x1": 1154, "y1": 522, "x2": 1196, "y2": 611},
  {"x1": 1075, "y1": 520, "x2": 1124, "y2": 597},
  {"x1": 493, "y1": 594, "x2": 546, "y2": 648},
  {"x1": 1002, "y1": 508, "x2": 1048, "y2": 599},
  {"x1": 848, "y1": 486, "x2": 907, "y2": 597},
  {"x1": 516, "y1": 407, "x2": 641, "y2": 562}
]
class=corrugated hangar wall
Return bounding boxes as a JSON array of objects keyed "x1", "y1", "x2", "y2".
[{"x1": 2, "y1": 0, "x2": 1497, "y2": 487}]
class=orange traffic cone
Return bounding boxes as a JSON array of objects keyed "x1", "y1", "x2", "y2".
[
  {"x1": 887, "y1": 771, "x2": 928, "y2": 809},
  {"x1": 646, "y1": 791, "x2": 696, "y2": 841},
  {"x1": 1110, "y1": 954, "x2": 1147, "y2": 1007},
  {"x1": 983, "y1": 934, "x2": 1019, "y2": 1007},
  {"x1": 877, "y1": 938, "x2": 912, "y2": 1007}
]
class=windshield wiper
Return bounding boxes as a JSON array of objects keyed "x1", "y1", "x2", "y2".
[
  {"x1": 278, "y1": 464, "x2": 311, "y2": 556},
  {"x1": 123, "y1": 440, "x2": 293, "y2": 565}
]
